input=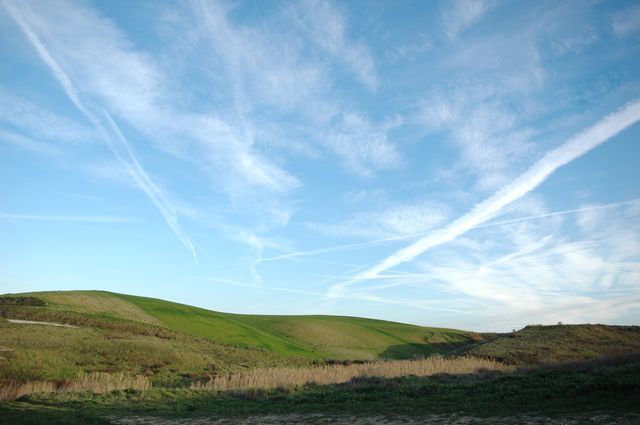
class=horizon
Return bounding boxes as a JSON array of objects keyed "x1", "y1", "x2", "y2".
[{"x1": 1, "y1": 0, "x2": 640, "y2": 332}]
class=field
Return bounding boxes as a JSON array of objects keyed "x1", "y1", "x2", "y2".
[
  {"x1": 1, "y1": 290, "x2": 640, "y2": 424},
  {"x1": 0, "y1": 290, "x2": 480, "y2": 385},
  {"x1": 1, "y1": 355, "x2": 639, "y2": 424}
]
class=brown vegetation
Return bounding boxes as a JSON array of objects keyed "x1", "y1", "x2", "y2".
[
  {"x1": 0, "y1": 297, "x2": 45, "y2": 307},
  {"x1": 191, "y1": 355, "x2": 510, "y2": 391},
  {"x1": 0, "y1": 372, "x2": 150, "y2": 400}
]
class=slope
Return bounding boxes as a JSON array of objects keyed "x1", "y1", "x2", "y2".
[
  {"x1": 0, "y1": 290, "x2": 476, "y2": 383},
  {"x1": 467, "y1": 324, "x2": 640, "y2": 365}
]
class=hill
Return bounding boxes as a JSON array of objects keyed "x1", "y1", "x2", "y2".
[
  {"x1": 0, "y1": 290, "x2": 475, "y2": 383},
  {"x1": 466, "y1": 324, "x2": 640, "y2": 365}
]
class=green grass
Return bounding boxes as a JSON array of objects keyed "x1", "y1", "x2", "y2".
[
  {"x1": 2, "y1": 290, "x2": 473, "y2": 360},
  {"x1": 116, "y1": 292, "x2": 474, "y2": 359},
  {"x1": 2, "y1": 291, "x2": 640, "y2": 423},
  {"x1": 467, "y1": 324, "x2": 640, "y2": 365},
  {"x1": 1, "y1": 356, "x2": 639, "y2": 424},
  {"x1": 0, "y1": 290, "x2": 475, "y2": 384}
]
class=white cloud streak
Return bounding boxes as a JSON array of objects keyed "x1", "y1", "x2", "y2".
[
  {"x1": 4, "y1": 1, "x2": 198, "y2": 261},
  {"x1": 342, "y1": 100, "x2": 640, "y2": 286},
  {"x1": 253, "y1": 199, "x2": 636, "y2": 267},
  {"x1": 0, "y1": 213, "x2": 133, "y2": 223},
  {"x1": 290, "y1": 0, "x2": 378, "y2": 90},
  {"x1": 443, "y1": 0, "x2": 492, "y2": 39}
]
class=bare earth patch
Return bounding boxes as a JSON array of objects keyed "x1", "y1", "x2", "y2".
[
  {"x1": 6, "y1": 319, "x2": 78, "y2": 328},
  {"x1": 108, "y1": 413, "x2": 640, "y2": 424}
]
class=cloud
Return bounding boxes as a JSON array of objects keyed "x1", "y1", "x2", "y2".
[
  {"x1": 318, "y1": 199, "x2": 640, "y2": 330},
  {"x1": 324, "y1": 113, "x2": 401, "y2": 176},
  {"x1": 612, "y1": 4, "x2": 640, "y2": 36},
  {"x1": 0, "y1": 89, "x2": 96, "y2": 145},
  {"x1": 289, "y1": 0, "x2": 378, "y2": 90},
  {"x1": 422, "y1": 90, "x2": 538, "y2": 190},
  {"x1": 0, "y1": 212, "x2": 134, "y2": 223},
  {"x1": 442, "y1": 0, "x2": 493, "y2": 39},
  {"x1": 0, "y1": 213, "x2": 133, "y2": 223},
  {"x1": 255, "y1": 200, "x2": 636, "y2": 267},
  {"x1": 0, "y1": 128, "x2": 60, "y2": 156},
  {"x1": 410, "y1": 200, "x2": 640, "y2": 328},
  {"x1": 309, "y1": 200, "x2": 450, "y2": 239},
  {"x1": 337, "y1": 100, "x2": 640, "y2": 287},
  {"x1": 4, "y1": 0, "x2": 198, "y2": 261}
]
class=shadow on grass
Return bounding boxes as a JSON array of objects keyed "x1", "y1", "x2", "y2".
[{"x1": 2, "y1": 354, "x2": 640, "y2": 424}]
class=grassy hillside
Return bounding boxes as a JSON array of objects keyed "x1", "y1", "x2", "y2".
[
  {"x1": 0, "y1": 290, "x2": 475, "y2": 384},
  {"x1": 116, "y1": 292, "x2": 472, "y2": 359},
  {"x1": 467, "y1": 324, "x2": 640, "y2": 365}
]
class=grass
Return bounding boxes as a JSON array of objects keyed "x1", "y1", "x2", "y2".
[
  {"x1": 0, "y1": 290, "x2": 478, "y2": 388},
  {"x1": 191, "y1": 356, "x2": 510, "y2": 391},
  {"x1": 1, "y1": 290, "x2": 476, "y2": 362},
  {"x1": 2, "y1": 290, "x2": 640, "y2": 423},
  {"x1": 116, "y1": 292, "x2": 475, "y2": 359},
  {"x1": 467, "y1": 324, "x2": 640, "y2": 365},
  {"x1": 1, "y1": 355, "x2": 638, "y2": 424},
  {"x1": 0, "y1": 315, "x2": 310, "y2": 384},
  {"x1": 0, "y1": 372, "x2": 150, "y2": 401}
]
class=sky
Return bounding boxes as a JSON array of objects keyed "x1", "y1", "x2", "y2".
[{"x1": 1, "y1": 0, "x2": 639, "y2": 332}]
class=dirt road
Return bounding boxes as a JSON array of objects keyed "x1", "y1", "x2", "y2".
[{"x1": 109, "y1": 412, "x2": 640, "y2": 424}]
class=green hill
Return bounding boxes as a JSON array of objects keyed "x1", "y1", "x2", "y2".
[{"x1": 0, "y1": 290, "x2": 475, "y2": 384}]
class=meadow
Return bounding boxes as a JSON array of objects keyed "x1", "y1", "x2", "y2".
[{"x1": 1, "y1": 291, "x2": 640, "y2": 423}]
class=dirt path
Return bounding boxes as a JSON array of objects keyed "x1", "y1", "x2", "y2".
[
  {"x1": 109, "y1": 412, "x2": 640, "y2": 424},
  {"x1": 5, "y1": 319, "x2": 78, "y2": 328}
]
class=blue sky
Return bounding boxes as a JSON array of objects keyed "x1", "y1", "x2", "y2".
[{"x1": 1, "y1": 0, "x2": 639, "y2": 331}]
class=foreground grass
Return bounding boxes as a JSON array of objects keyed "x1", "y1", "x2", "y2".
[
  {"x1": 192, "y1": 356, "x2": 509, "y2": 391},
  {"x1": 1, "y1": 356, "x2": 639, "y2": 424}
]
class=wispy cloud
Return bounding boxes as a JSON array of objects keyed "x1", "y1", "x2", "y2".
[
  {"x1": 442, "y1": 0, "x2": 493, "y2": 39},
  {"x1": 0, "y1": 128, "x2": 60, "y2": 156},
  {"x1": 0, "y1": 213, "x2": 133, "y2": 223},
  {"x1": 325, "y1": 113, "x2": 401, "y2": 177},
  {"x1": 254, "y1": 200, "x2": 637, "y2": 267},
  {"x1": 309, "y1": 200, "x2": 450, "y2": 239},
  {"x1": 612, "y1": 4, "x2": 640, "y2": 36},
  {"x1": 410, "y1": 200, "x2": 640, "y2": 328},
  {"x1": 333, "y1": 100, "x2": 640, "y2": 291},
  {"x1": 0, "y1": 89, "x2": 96, "y2": 146},
  {"x1": 289, "y1": 0, "x2": 378, "y2": 90},
  {"x1": 4, "y1": 0, "x2": 198, "y2": 260}
]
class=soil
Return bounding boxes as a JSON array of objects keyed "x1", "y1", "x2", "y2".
[{"x1": 108, "y1": 413, "x2": 640, "y2": 424}]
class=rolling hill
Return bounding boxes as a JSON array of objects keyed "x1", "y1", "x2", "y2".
[
  {"x1": 467, "y1": 323, "x2": 640, "y2": 365},
  {"x1": 0, "y1": 290, "x2": 476, "y2": 383}
]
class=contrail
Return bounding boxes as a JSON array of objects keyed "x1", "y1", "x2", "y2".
[
  {"x1": 328, "y1": 100, "x2": 640, "y2": 295},
  {"x1": 5, "y1": 2, "x2": 198, "y2": 261},
  {"x1": 0, "y1": 213, "x2": 133, "y2": 223},
  {"x1": 250, "y1": 199, "x2": 637, "y2": 266}
]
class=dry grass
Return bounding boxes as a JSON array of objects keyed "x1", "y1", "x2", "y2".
[
  {"x1": 192, "y1": 356, "x2": 510, "y2": 391},
  {"x1": 0, "y1": 372, "x2": 150, "y2": 400}
]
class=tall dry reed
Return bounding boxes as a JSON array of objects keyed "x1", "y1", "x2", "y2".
[
  {"x1": 192, "y1": 356, "x2": 510, "y2": 391},
  {"x1": 0, "y1": 372, "x2": 150, "y2": 400}
]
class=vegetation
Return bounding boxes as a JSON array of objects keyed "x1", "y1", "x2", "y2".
[
  {"x1": 116, "y1": 292, "x2": 475, "y2": 359},
  {"x1": 1, "y1": 290, "x2": 640, "y2": 423},
  {"x1": 0, "y1": 296, "x2": 45, "y2": 307},
  {"x1": 0, "y1": 372, "x2": 149, "y2": 401},
  {"x1": 191, "y1": 356, "x2": 510, "y2": 391},
  {"x1": 0, "y1": 290, "x2": 479, "y2": 385},
  {"x1": 467, "y1": 324, "x2": 640, "y2": 365},
  {"x1": 1, "y1": 355, "x2": 639, "y2": 424}
]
